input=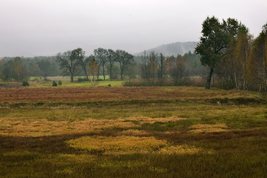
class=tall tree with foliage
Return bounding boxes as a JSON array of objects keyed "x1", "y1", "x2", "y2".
[
  {"x1": 107, "y1": 49, "x2": 117, "y2": 80},
  {"x1": 196, "y1": 17, "x2": 247, "y2": 89},
  {"x1": 215, "y1": 20, "x2": 249, "y2": 89},
  {"x1": 88, "y1": 55, "x2": 98, "y2": 83},
  {"x1": 171, "y1": 55, "x2": 186, "y2": 84},
  {"x1": 159, "y1": 53, "x2": 165, "y2": 80},
  {"x1": 195, "y1": 17, "x2": 227, "y2": 89},
  {"x1": 72, "y1": 48, "x2": 89, "y2": 81},
  {"x1": 233, "y1": 26, "x2": 250, "y2": 89},
  {"x1": 94, "y1": 48, "x2": 108, "y2": 80},
  {"x1": 1, "y1": 57, "x2": 28, "y2": 81},
  {"x1": 247, "y1": 24, "x2": 267, "y2": 91},
  {"x1": 57, "y1": 50, "x2": 79, "y2": 82},
  {"x1": 116, "y1": 50, "x2": 134, "y2": 80},
  {"x1": 37, "y1": 60, "x2": 53, "y2": 80},
  {"x1": 147, "y1": 52, "x2": 159, "y2": 82}
]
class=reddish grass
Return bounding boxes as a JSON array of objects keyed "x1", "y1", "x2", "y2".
[{"x1": 0, "y1": 87, "x2": 256, "y2": 103}]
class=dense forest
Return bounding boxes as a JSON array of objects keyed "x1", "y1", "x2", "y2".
[{"x1": 0, "y1": 16, "x2": 266, "y2": 91}]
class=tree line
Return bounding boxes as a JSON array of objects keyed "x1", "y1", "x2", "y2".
[
  {"x1": 0, "y1": 56, "x2": 60, "y2": 82},
  {"x1": 0, "y1": 49, "x2": 135, "y2": 83},
  {"x1": 0, "y1": 50, "x2": 202, "y2": 85},
  {"x1": 56, "y1": 48, "x2": 134, "y2": 82},
  {"x1": 136, "y1": 51, "x2": 205, "y2": 85},
  {"x1": 196, "y1": 16, "x2": 267, "y2": 91}
]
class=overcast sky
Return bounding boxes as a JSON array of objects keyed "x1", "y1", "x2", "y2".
[{"x1": 0, "y1": 0, "x2": 266, "y2": 57}]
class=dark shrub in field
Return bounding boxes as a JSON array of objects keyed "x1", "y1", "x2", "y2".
[
  {"x1": 52, "y1": 81, "x2": 58, "y2": 87},
  {"x1": 22, "y1": 81, "x2": 30, "y2": 87},
  {"x1": 58, "y1": 80, "x2": 62, "y2": 86}
]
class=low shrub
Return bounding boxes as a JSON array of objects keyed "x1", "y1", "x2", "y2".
[
  {"x1": 58, "y1": 80, "x2": 62, "y2": 86},
  {"x1": 52, "y1": 81, "x2": 58, "y2": 87},
  {"x1": 22, "y1": 81, "x2": 30, "y2": 87}
]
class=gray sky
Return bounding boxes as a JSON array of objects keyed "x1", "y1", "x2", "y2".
[{"x1": 0, "y1": 0, "x2": 266, "y2": 57}]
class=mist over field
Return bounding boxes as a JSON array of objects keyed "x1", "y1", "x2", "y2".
[{"x1": 0, "y1": 0, "x2": 266, "y2": 56}]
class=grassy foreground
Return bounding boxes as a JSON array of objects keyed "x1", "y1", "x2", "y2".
[{"x1": 0, "y1": 86, "x2": 267, "y2": 178}]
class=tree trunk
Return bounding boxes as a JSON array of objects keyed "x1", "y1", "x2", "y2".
[
  {"x1": 97, "y1": 65, "x2": 100, "y2": 80},
  {"x1": 83, "y1": 66, "x2": 89, "y2": 81},
  {"x1": 160, "y1": 58, "x2": 164, "y2": 79},
  {"x1": 119, "y1": 63, "x2": 123, "y2": 80},
  {"x1": 102, "y1": 64, "x2": 105, "y2": 80},
  {"x1": 70, "y1": 73, "x2": 74, "y2": 83},
  {"x1": 109, "y1": 62, "x2": 113, "y2": 81},
  {"x1": 206, "y1": 68, "x2": 214, "y2": 89},
  {"x1": 234, "y1": 72, "x2": 239, "y2": 89}
]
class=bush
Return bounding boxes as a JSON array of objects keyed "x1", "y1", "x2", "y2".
[
  {"x1": 58, "y1": 80, "x2": 62, "y2": 86},
  {"x1": 52, "y1": 81, "x2": 58, "y2": 87},
  {"x1": 22, "y1": 81, "x2": 30, "y2": 87}
]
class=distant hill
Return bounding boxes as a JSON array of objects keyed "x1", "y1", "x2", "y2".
[{"x1": 136, "y1": 42, "x2": 198, "y2": 56}]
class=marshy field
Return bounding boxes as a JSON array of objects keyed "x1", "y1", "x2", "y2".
[{"x1": 0, "y1": 86, "x2": 267, "y2": 178}]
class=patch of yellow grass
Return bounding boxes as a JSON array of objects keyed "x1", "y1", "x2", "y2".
[
  {"x1": 189, "y1": 123, "x2": 229, "y2": 134},
  {"x1": 67, "y1": 136, "x2": 213, "y2": 155},
  {"x1": 67, "y1": 136, "x2": 167, "y2": 154},
  {"x1": 0, "y1": 118, "x2": 136, "y2": 137},
  {"x1": 159, "y1": 145, "x2": 210, "y2": 155},
  {"x1": 0, "y1": 117, "x2": 182, "y2": 137}
]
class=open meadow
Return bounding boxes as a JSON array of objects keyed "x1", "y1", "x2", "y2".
[{"x1": 0, "y1": 86, "x2": 267, "y2": 178}]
